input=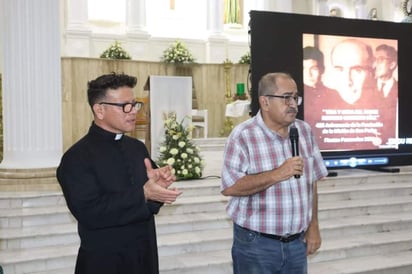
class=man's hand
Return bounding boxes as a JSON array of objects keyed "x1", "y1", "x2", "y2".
[
  {"x1": 143, "y1": 158, "x2": 182, "y2": 204},
  {"x1": 277, "y1": 156, "x2": 304, "y2": 180},
  {"x1": 304, "y1": 220, "x2": 321, "y2": 255}
]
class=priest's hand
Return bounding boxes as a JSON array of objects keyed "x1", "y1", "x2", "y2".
[
  {"x1": 145, "y1": 158, "x2": 176, "y2": 188},
  {"x1": 143, "y1": 158, "x2": 182, "y2": 204}
]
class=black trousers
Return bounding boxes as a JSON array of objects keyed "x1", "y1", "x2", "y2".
[{"x1": 75, "y1": 240, "x2": 159, "y2": 274}]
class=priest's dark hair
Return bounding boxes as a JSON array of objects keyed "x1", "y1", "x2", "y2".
[{"x1": 87, "y1": 72, "x2": 137, "y2": 108}]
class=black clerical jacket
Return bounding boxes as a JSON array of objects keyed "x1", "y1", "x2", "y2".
[{"x1": 57, "y1": 123, "x2": 162, "y2": 273}]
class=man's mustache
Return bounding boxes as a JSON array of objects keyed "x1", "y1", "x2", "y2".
[{"x1": 287, "y1": 107, "x2": 298, "y2": 113}]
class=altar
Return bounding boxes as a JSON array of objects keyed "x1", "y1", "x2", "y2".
[
  {"x1": 221, "y1": 99, "x2": 251, "y2": 136},
  {"x1": 225, "y1": 99, "x2": 251, "y2": 118}
]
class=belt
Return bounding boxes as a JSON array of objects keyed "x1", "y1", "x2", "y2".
[
  {"x1": 239, "y1": 224, "x2": 302, "y2": 243},
  {"x1": 259, "y1": 231, "x2": 303, "y2": 243}
]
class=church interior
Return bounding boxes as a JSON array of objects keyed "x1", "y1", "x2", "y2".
[{"x1": 1, "y1": 0, "x2": 412, "y2": 273}]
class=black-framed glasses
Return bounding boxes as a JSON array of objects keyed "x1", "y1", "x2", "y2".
[
  {"x1": 264, "y1": 94, "x2": 302, "y2": 106},
  {"x1": 99, "y1": 101, "x2": 143, "y2": 113}
]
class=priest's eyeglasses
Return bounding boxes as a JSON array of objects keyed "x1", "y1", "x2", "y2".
[
  {"x1": 99, "y1": 101, "x2": 144, "y2": 113},
  {"x1": 264, "y1": 94, "x2": 302, "y2": 106}
]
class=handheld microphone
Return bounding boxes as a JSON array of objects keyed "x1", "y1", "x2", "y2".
[{"x1": 289, "y1": 126, "x2": 300, "y2": 179}]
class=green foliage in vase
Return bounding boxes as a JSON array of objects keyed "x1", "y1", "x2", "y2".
[
  {"x1": 100, "y1": 41, "x2": 131, "y2": 60},
  {"x1": 238, "y1": 51, "x2": 251, "y2": 64},
  {"x1": 161, "y1": 41, "x2": 195, "y2": 64}
]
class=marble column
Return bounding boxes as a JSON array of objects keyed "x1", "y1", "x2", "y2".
[
  {"x1": 126, "y1": 0, "x2": 150, "y2": 60},
  {"x1": 266, "y1": 0, "x2": 292, "y2": 12},
  {"x1": 318, "y1": 0, "x2": 330, "y2": 16},
  {"x1": 126, "y1": 0, "x2": 149, "y2": 35},
  {"x1": 248, "y1": 0, "x2": 275, "y2": 11},
  {"x1": 65, "y1": 0, "x2": 91, "y2": 57},
  {"x1": 0, "y1": 0, "x2": 62, "y2": 169},
  {"x1": 207, "y1": 0, "x2": 225, "y2": 37},
  {"x1": 206, "y1": 0, "x2": 228, "y2": 63},
  {"x1": 67, "y1": 0, "x2": 88, "y2": 31},
  {"x1": 354, "y1": 0, "x2": 367, "y2": 19}
]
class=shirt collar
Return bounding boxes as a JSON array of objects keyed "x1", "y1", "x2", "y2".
[
  {"x1": 89, "y1": 122, "x2": 124, "y2": 141},
  {"x1": 256, "y1": 110, "x2": 283, "y2": 139},
  {"x1": 256, "y1": 110, "x2": 300, "y2": 140}
]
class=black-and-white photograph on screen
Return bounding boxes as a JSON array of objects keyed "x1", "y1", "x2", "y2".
[{"x1": 303, "y1": 34, "x2": 398, "y2": 152}]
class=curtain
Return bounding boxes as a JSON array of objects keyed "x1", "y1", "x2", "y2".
[{"x1": 224, "y1": 0, "x2": 241, "y2": 24}]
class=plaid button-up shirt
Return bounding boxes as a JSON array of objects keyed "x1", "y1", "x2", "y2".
[{"x1": 221, "y1": 111, "x2": 328, "y2": 235}]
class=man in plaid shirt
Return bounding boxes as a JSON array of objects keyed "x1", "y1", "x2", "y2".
[{"x1": 221, "y1": 72, "x2": 328, "y2": 274}]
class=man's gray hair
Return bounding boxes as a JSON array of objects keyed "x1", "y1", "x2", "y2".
[{"x1": 258, "y1": 72, "x2": 293, "y2": 96}]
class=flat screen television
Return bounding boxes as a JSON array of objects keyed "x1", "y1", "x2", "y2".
[{"x1": 249, "y1": 10, "x2": 412, "y2": 170}]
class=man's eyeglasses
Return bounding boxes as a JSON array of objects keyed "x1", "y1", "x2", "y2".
[
  {"x1": 99, "y1": 101, "x2": 143, "y2": 113},
  {"x1": 375, "y1": 57, "x2": 391, "y2": 63},
  {"x1": 264, "y1": 94, "x2": 302, "y2": 106}
]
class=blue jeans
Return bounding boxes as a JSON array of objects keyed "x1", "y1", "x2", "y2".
[{"x1": 232, "y1": 223, "x2": 307, "y2": 274}]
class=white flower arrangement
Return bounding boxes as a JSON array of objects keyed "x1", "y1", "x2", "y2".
[
  {"x1": 238, "y1": 51, "x2": 251, "y2": 64},
  {"x1": 100, "y1": 41, "x2": 131, "y2": 60},
  {"x1": 161, "y1": 41, "x2": 195, "y2": 64},
  {"x1": 157, "y1": 112, "x2": 205, "y2": 180}
]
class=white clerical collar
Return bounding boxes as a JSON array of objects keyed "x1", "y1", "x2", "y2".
[{"x1": 114, "y1": 133, "x2": 123, "y2": 140}]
